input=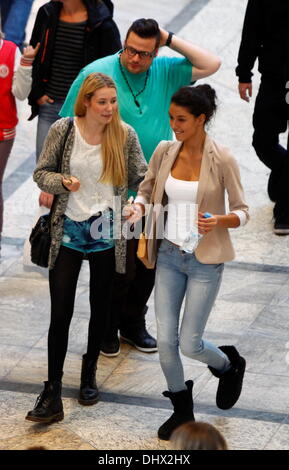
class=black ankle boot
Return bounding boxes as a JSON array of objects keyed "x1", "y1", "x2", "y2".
[
  {"x1": 208, "y1": 345, "x2": 246, "y2": 410},
  {"x1": 158, "y1": 380, "x2": 195, "y2": 441},
  {"x1": 25, "y1": 381, "x2": 64, "y2": 423},
  {"x1": 78, "y1": 354, "x2": 99, "y2": 406}
]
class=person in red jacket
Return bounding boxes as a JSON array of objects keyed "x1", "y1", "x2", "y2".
[{"x1": 0, "y1": 31, "x2": 39, "y2": 254}]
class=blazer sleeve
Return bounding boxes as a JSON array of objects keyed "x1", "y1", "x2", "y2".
[
  {"x1": 33, "y1": 120, "x2": 72, "y2": 195},
  {"x1": 222, "y1": 151, "x2": 249, "y2": 222}
]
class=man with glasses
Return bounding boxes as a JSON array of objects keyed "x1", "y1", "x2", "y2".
[{"x1": 61, "y1": 18, "x2": 221, "y2": 357}]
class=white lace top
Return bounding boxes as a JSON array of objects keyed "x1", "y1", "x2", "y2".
[{"x1": 65, "y1": 121, "x2": 114, "y2": 221}]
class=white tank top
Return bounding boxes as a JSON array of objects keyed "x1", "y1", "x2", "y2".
[{"x1": 164, "y1": 173, "x2": 199, "y2": 247}]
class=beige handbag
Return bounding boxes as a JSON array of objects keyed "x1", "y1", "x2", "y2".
[{"x1": 137, "y1": 232, "x2": 154, "y2": 269}]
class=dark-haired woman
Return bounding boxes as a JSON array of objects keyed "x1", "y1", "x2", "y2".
[{"x1": 126, "y1": 84, "x2": 249, "y2": 440}]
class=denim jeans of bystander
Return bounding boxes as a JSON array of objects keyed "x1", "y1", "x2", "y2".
[
  {"x1": 36, "y1": 101, "x2": 64, "y2": 160},
  {"x1": 0, "y1": 0, "x2": 34, "y2": 49}
]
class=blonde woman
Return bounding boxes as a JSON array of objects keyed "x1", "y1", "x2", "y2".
[
  {"x1": 26, "y1": 73, "x2": 147, "y2": 423},
  {"x1": 127, "y1": 84, "x2": 248, "y2": 439}
]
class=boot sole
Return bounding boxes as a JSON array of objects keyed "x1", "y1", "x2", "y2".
[
  {"x1": 100, "y1": 349, "x2": 120, "y2": 357},
  {"x1": 120, "y1": 335, "x2": 158, "y2": 353},
  {"x1": 25, "y1": 411, "x2": 64, "y2": 424},
  {"x1": 274, "y1": 229, "x2": 289, "y2": 235},
  {"x1": 78, "y1": 397, "x2": 99, "y2": 406}
]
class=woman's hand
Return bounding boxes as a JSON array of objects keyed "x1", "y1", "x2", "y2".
[
  {"x1": 123, "y1": 203, "x2": 144, "y2": 223},
  {"x1": 197, "y1": 212, "x2": 218, "y2": 235},
  {"x1": 37, "y1": 94, "x2": 54, "y2": 105},
  {"x1": 62, "y1": 176, "x2": 80, "y2": 192},
  {"x1": 39, "y1": 191, "x2": 54, "y2": 209}
]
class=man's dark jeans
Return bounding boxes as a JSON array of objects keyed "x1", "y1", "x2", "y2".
[
  {"x1": 252, "y1": 78, "x2": 289, "y2": 206},
  {"x1": 107, "y1": 236, "x2": 156, "y2": 337}
]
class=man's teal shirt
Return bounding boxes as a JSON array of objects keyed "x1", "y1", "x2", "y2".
[{"x1": 60, "y1": 52, "x2": 192, "y2": 196}]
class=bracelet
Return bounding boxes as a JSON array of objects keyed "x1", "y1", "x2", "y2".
[{"x1": 165, "y1": 31, "x2": 174, "y2": 47}]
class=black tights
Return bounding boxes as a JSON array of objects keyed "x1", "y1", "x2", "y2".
[{"x1": 48, "y1": 245, "x2": 115, "y2": 381}]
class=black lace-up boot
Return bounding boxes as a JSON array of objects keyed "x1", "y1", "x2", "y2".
[
  {"x1": 78, "y1": 354, "x2": 99, "y2": 405},
  {"x1": 25, "y1": 381, "x2": 63, "y2": 423}
]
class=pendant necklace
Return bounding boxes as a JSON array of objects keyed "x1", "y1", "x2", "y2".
[{"x1": 118, "y1": 56, "x2": 149, "y2": 114}]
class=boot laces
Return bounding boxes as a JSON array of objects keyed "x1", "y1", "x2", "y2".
[
  {"x1": 34, "y1": 390, "x2": 50, "y2": 409},
  {"x1": 34, "y1": 390, "x2": 45, "y2": 408}
]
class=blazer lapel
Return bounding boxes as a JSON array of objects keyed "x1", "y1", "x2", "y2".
[
  {"x1": 196, "y1": 134, "x2": 214, "y2": 208},
  {"x1": 153, "y1": 136, "x2": 214, "y2": 207},
  {"x1": 154, "y1": 141, "x2": 182, "y2": 203}
]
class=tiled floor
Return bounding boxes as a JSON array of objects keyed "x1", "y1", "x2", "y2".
[{"x1": 1, "y1": 258, "x2": 289, "y2": 450}]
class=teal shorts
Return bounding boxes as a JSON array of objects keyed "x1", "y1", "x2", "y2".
[{"x1": 62, "y1": 210, "x2": 114, "y2": 254}]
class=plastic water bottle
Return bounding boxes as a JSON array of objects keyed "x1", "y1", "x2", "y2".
[{"x1": 180, "y1": 212, "x2": 212, "y2": 253}]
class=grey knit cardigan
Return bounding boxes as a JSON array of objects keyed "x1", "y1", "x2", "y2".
[{"x1": 33, "y1": 118, "x2": 148, "y2": 273}]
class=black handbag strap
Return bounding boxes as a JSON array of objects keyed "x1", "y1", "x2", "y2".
[
  {"x1": 57, "y1": 117, "x2": 74, "y2": 173},
  {"x1": 49, "y1": 117, "x2": 74, "y2": 218}
]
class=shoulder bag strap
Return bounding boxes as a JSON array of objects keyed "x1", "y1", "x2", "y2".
[{"x1": 49, "y1": 117, "x2": 74, "y2": 217}]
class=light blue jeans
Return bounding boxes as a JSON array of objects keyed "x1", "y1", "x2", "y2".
[
  {"x1": 0, "y1": 0, "x2": 34, "y2": 48},
  {"x1": 36, "y1": 101, "x2": 64, "y2": 161},
  {"x1": 155, "y1": 238, "x2": 230, "y2": 392}
]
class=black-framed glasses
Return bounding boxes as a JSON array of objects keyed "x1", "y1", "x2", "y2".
[{"x1": 123, "y1": 46, "x2": 156, "y2": 59}]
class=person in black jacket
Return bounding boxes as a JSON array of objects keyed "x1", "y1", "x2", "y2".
[
  {"x1": 29, "y1": 0, "x2": 121, "y2": 207},
  {"x1": 236, "y1": 0, "x2": 289, "y2": 235}
]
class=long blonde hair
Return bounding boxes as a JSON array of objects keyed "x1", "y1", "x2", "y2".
[{"x1": 74, "y1": 73, "x2": 128, "y2": 186}]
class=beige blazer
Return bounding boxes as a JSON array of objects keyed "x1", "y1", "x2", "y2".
[{"x1": 137, "y1": 134, "x2": 249, "y2": 267}]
